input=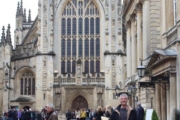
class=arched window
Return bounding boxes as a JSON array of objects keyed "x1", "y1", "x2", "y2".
[
  {"x1": 85, "y1": 18, "x2": 89, "y2": 35},
  {"x1": 67, "y1": 18, "x2": 71, "y2": 35},
  {"x1": 61, "y1": 61, "x2": 65, "y2": 73},
  {"x1": 96, "y1": 60, "x2": 100, "y2": 73},
  {"x1": 79, "y1": 38, "x2": 82, "y2": 57},
  {"x1": 67, "y1": 39, "x2": 71, "y2": 57},
  {"x1": 85, "y1": 39, "x2": 89, "y2": 57},
  {"x1": 62, "y1": 18, "x2": 66, "y2": 35},
  {"x1": 72, "y1": 60, "x2": 76, "y2": 73},
  {"x1": 90, "y1": 18, "x2": 94, "y2": 35},
  {"x1": 61, "y1": 39, "x2": 65, "y2": 57},
  {"x1": 72, "y1": 39, "x2": 76, "y2": 57},
  {"x1": 72, "y1": 18, "x2": 77, "y2": 35},
  {"x1": 85, "y1": 60, "x2": 89, "y2": 73},
  {"x1": 67, "y1": 60, "x2": 71, "y2": 73},
  {"x1": 20, "y1": 71, "x2": 35, "y2": 95},
  {"x1": 90, "y1": 38, "x2": 94, "y2": 57},
  {"x1": 61, "y1": 0, "x2": 100, "y2": 76},
  {"x1": 90, "y1": 60, "x2": 94, "y2": 73},
  {"x1": 96, "y1": 38, "x2": 100, "y2": 57}
]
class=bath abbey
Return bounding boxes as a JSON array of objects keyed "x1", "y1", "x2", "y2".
[{"x1": 1, "y1": 0, "x2": 180, "y2": 119}]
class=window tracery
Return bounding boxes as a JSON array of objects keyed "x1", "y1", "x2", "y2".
[
  {"x1": 20, "y1": 71, "x2": 35, "y2": 95},
  {"x1": 61, "y1": 0, "x2": 100, "y2": 75}
]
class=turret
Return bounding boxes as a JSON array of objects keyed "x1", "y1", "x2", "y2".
[
  {"x1": 16, "y1": 2, "x2": 20, "y2": 17},
  {"x1": 20, "y1": 0, "x2": 23, "y2": 16},
  {"x1": 23, "y1": 8, "x2": 26, "y2": 22},
  {"x1": 5, "y1": 24, "x2": 12, "y2": 45},
  {"x1": 1, "y1": 26, "x2": 6, "y2": 44},
  {"x1": 28, "y1": 9, "x2": 31, "y2": 23}
]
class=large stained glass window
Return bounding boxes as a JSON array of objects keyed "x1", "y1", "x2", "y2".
[{"x1": 61, "y1": 0, "x2": 100, "y2": 75}]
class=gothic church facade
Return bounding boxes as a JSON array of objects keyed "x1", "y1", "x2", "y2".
[{"x1": 0, "y1": 0, "x2": 124, "y2": 112}]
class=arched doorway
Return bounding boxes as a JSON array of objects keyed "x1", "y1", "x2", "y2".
[
  {"x1": 71, "y1": 95, "x2": 88, "y2": 110},
  {"x1": 23, "y1": 106, "x2": 30, "y2": 110}
]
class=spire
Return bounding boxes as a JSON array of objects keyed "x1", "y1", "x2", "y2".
[
  {"x1": 1, "y1": 26, "x2": 5, "y2": 43},
  {"x1": 5, "y1": 24, "x2": 12, "y2": 45},
  {"x1": 28, "y1": 9, "x2": 31, "y2": 23},
  {"x1": 20, "y1": 0, "x2": 23, "y2": 16},
  {"x1": 16, "y1": 2, "x2": 20, "y2": 17},
  {"x1": 23, "y1": 8, "x2": 26, "y2": 22}
]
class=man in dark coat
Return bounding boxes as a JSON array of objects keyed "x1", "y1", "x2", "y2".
[
  {"x1": 136, "y1": 102, "x2": 144, "y2": 120},
  {"x1": 46, "y1": 104, "x2": 58, "y2": 120},
  {"x1": 65, "y1": 110, "x2": 71, "y2": 120},
  {"x1": 111, "y1": 93, "x2": 137, "y2": 120}
]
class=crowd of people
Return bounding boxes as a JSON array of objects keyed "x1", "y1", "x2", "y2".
[
  {"x1": 2, "y1": 94, "x2": 144, "y2": 120},
  {"x1": 2, "y1": 104, "x2": 58, "y2": 120},
  {"x1": 66, "y1": 94, "x2": 145, "y2": 120}
]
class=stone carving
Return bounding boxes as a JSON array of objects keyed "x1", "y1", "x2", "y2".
[
  {"x1": 112, "y1": 35, "x2": 116, "y2": 41},
  {"x1": 38, "y1": 0, "x2": 41, "y2": 6},
  {"x1": 106, "y1": 20, "x2": 108, "y2": 29},
  {"x1": 44, "y1": 20, "x2": 47, "y2": 27},
  {"x1": 50, "y1": 35, "x2": 54, "y2": 47},
  {"x1": 43, "y1": 73, "x2": 47, "y2": 79},
  {"x1": 105, "y1": 0, "x2": 108, "y2": 15},
  {"x1": 50, "y1": 2, "x2": 54, "y2": 17},
  {"x1": 44, "y1": 36, "x2": 48, "y2": 43},
  {"x1": 43, "y1": 57, "x2": 47, "y2": 66},
  {"x1": 76, "y1": 78, "x2": 81, "y2": 85},
  {"x1": 111, "y1": 5, "x2": 115, "y2": 11},
  {"x1": 77, "y1": 65, "x2": 81, "y2": 77},
  {"x1": 112, "y1": 19, "x2": 115, "y2": 28},
  {"x1": 43, "y1": 5, "x2": 46, "y2": 11}
]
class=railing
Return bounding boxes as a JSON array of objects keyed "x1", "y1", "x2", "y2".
[
  {"x1": 56, "y1": 78, "x2": 105, "y2": 86},
  {"x1": 82, "y1": 78, "x2": 105, "y2": 85},
  {"x1": 60, "y1": 78, "x2": 76, "y2": 85}
]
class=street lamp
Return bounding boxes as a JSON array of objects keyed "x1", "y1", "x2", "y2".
[
  {"x1": 127, "y1": 84, "x2": 137, "y2": 108},
  {"x1": 137, "y1": 59, "x2": 146, "y2": 77}
]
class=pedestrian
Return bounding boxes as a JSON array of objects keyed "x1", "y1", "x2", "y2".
[
  {"x1": 136, "y1": 102, "x2": 144, "y2": 120},
  {"x1": 80, "y1": 108, "x2": 86, "y2": 120},
  {"x1": 111, "y1": 93, "x2": 137, "y2": 120},
  {"x1": 94, "y1": 106, "x2": 103, "y2": 120},
  {"x1": 65, "y1": 110, "x2": 71, "y2": 120},
  {"x1": 75, "y1": 108, "x2": 80, "y2": 120},
  {"x1": 105, "y1": 105, "x2": 113, "y2": 119},
  {"x1": 45, "y1": 104, "x2": 58, "y2": 120}
]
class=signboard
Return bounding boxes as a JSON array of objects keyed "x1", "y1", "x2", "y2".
[
  {"x1": 139, "y1": 82, "x2": 155, "y2": 88},
  {"x1": 151, "y1": 77, "x2": 169, "y2": 83},
  {"x1": 145, "y1": 109, "x2": 153, "y2": 120}
]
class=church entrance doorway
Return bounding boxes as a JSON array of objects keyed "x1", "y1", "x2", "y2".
[
  {"x1": 71, "y1": 95, "x2": 88, "y2": 110},
  {"x1": 23, "y1": 106, "x2": 30, "y2": 110}
]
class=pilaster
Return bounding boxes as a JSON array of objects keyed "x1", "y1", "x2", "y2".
[
  {"x1": 142, "y1": 0, "x2": 150, "y2": 63},
  {"x1": 135, "y1": 3, "x2": 142, "y2": 67},
  {"x1": 130, "y1": 14, "x2": 136, "y2": 75},
  {"x1": 169, "y1": 74, "x2": 177, "y2": 120},
  {"x1": 126, "y1": 20, "x2": 131, "y2": 78}
]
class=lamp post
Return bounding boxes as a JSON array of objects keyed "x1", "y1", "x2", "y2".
[{"x1": 127, "y1": 83, "x2": 137, "y2": 108}]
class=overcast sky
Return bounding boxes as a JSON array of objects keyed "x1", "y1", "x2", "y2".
[{"x1": 0, "y1": 0, "x2": 38, "y2": 47}]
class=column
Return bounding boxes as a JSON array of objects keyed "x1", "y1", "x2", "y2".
[
  {"x1": 136, "y1": 3, "x2": 142, "y2": 68},
  {"x1": 160, "y1": 84, "x2": 166, "y2": 120},
  {"x1": 170, "y1": 74, "x2": 177, "y2": 120},
  {"x1": 155, "y1": 84, "x2": 161, "y2": 120},
  {"x1": 177, "y1": 0, "x2": 180, "y2": 38},
  {"x1": 166, "y1": 87, "x2": 170, "y2": 120},
  {"x1": 142, "y1": 0, "x2": 150, "y2": 63},
  {"x1": 131, "y1": 14, "x2": 136, "y2": 74},
  {"x1": 126, "y1": 21, "x2": 131, "y2": 78}
]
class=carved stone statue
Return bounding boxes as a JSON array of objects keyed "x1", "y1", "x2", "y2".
[{"x1": 77, "y1": 65, "x2": 81, "y2": 77}]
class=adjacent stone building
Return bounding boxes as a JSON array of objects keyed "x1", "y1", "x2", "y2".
[
  {"x1": 123, "y1": 0, "x2": 180, "y2": 119},
  {"x1": 0, "y1": 0, "x2": 125, "y2": 113}
]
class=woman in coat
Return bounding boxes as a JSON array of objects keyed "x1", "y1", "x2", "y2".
[{"x1": 94, "y1": 106, "x2": 103, "y2": 120}]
